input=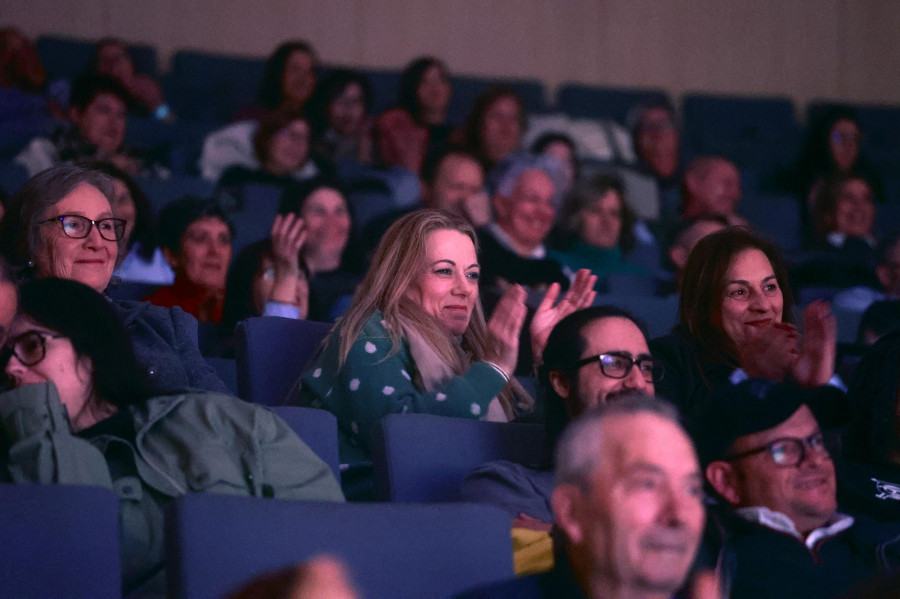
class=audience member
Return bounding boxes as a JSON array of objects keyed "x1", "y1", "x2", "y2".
[
  {"x1": 681, "y1": 156, "x2": 749, "y2": 227},
  {"x1": 462, "y1": 306, "x2": 660, "y2": 525},
  {"x1": 699, "y1": 380, "x2": 898, "y2": 599},
  {"x1": 550, "y1": 173, "x2": 649, "y2": 291},
  {"x1": 463, "y1": 87, "x2": 526, "y2": 179},
  {"x1": 0, "y1": 256, "x2": 17, "y2": 344},
  {"x1": 839, "y1": 331, "x2": 900, "y2": 521},
  {"x1": 236, "y1": 40, "x2": 317, "y2": 121},
  {"x1": 217, "y1": 110, "x2": 324, "y2": 192},
  {"x1": 651, "y1": 228, "x2": 837, "y2": 426},
  {"x1": 289, "y1": 210, "x2": 594, "y2": 468},
  {"x1": 146, "y1": 196, "x2": 233, "y2": 323},
  {"x1": 375, "y1": 56, "x2": 453, "y2": 175},
  {"x1": 309, "y1": 69, "x2": 374, "y2": 166},
  {"x1": 0, "y1": 278, "x2": 343, "y2": 597},
  {"x1": 477, "y1": 155, "x2": 569, "y2": 299},
  {"x1": 628, "y1": 101, "x2": 682, "y2": 191},
  {"x1": 215, "y1": 213, "x2": 308, "y2": 356},
  {"x1": 90, "y1": 162, "x2": 173, "y2": 286},
  {"x1": 0, "y1": 165, "x2": 228, "y2": 393},
  {"x1": 460, "y1": 396, "x2": 706, "y2": 599},
  {"x1": 15, "y1": 73, "x2": 156, "y2": 177},
  {"x1": 833, "y1": 233, "x2": 900, "y2": 313},
  {"x1": 89, "y1": 37, "x2": 170, "y2": 119},
  {"x1": 856, "y1": 300, "x2": 900, "y2": 346},
  {"x1": 0, "y1": 28, "x2": 45, "y2": 93},
  {"x1": 664, "y1": 216, "x2": 728, "y2": 294},
  {"x1": 279, "y1": 178, "x2": 360, "y2": 321},
  {"x1": 531, "y1": 132, "x2": 579, "y2": 196}
]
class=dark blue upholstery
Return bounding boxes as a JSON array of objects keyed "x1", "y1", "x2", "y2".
[
  {"x1": 591, "y1": 293, "x2": 679, "y2": 338},
  {"x1": 0, "y1": 161, "x2": 28, "y2": 197},
  {"x1": 234, "y1": 316, "x2": 332, "y2": 405},
  {"x1": 371, "y1": 413, "x2": 546, "y2": 502},
  {"x1": 270, "y1": 406, "x2": 341, "y2": 481},
  {"x1": 0, "y1": 484, "x2": 121, "y2": 599},
  {"x1": 556, "y1": 84, "x2": 671, "y2": 123},
  {"x1": 227, "y1": 183, "x2": 283, "y2": 255},
  {"x1": 166, "y1": 51, "x2": 265, "y2": 123},
  {"x1": 136, "y1": 173, "x2": 214, "y2": 214},
  {"x1": 446, "y1": 75, "x2": 548, "y2": 125},
  {"x1": 166, "y1": 495, "x2": 513, "y2": 599},
  {"x1": 205, "y1": 357, "x2": 238, "y2": 396},
  {"x1": 36, "y1": 35, "x2": 157, "y2": 81},
  {"x1": 739, "y1": 192, "x2": 803, "y2": 253}
]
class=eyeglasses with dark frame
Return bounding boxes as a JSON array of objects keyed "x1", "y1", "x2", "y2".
[
  {"x1": 723, "y1": 431, "x2": 837, "y2": 467},
  {"x1": 1, "y1": 330, "x2": 65, "y2": 367},
  {"x1": 574, "y1": 353, "x2": 664, "y2": 383},
  {"x1": 38, "y1": 214, "x2": 126, "y2": 242}
]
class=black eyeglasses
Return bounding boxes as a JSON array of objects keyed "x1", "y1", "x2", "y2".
[
  {"x1": 1, "y1": 330, "x2": 64, "y2": 367},
  {"x1": 38, "y1": 215, "x2": 126, "y2": 242},
  {"x1": 724, "y1": 431, "x2": 837, "y2": 467},
  {"x1": 574, "y1": 353, "x2": 664, "y2": 383}
]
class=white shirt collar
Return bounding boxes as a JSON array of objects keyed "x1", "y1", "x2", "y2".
[
  {"x1": 487, "y1": 223, "x2": 546, "y2": 259},
  {"x1": 736, "y1": 506, "x2": 854, "y2": 549}
]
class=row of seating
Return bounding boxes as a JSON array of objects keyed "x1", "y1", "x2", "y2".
[
  {"x1": 27, "y1": 36, "x2": 900, "y2": 172},
  {"x1": 0, "y1": 483, "x2": 514, "y2": 599}
]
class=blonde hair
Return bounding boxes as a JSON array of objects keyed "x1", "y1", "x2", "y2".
[{"x1": 332, "y1": 209, "x2": 530, "y2": 417}]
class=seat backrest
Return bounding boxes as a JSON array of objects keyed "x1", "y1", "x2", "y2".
[
  {"x1": 371, "y1": 413, "x2": 546, "y2": 502},
  {"x1": 269, "y1": 406, "x2": 341, "y2": 481},
  {"x1": 0, "y1": 484, "x2": 121, "y2": 599},
  {"x1": 234, "y1": 316, "x2": 332, "y2": 405},
  {"x1": 556, "y1": 83, "x2": 671, "y2": 123},
  {"x1": 166, "y1": 494, "x2": 513, "y2": 599}
]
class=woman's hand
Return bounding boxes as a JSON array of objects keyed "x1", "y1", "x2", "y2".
[
  {"x1": 485, "y1": 284, "x2": 528, "y2": 377},
  {"x1": 737, "y1": 321, "x2": 799, "y2": 381},
  {"x1": 791, "y1": 300, "x2": 837, "y2": 387},
  {"x1": 530, "y1": 269, "x2": 597, "y2": 365},
  {"x1": 268, "y1": 213, "x2": 308, "y2": 306}
]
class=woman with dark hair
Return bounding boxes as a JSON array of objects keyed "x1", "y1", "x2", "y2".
[
  {"x1": 531, "y1": 132, "x2": 580, "y2": 195},
  {"x1": 0, "y1": 164, "x2": 228, "y2": 393},
  {"x1": 90, "y1": 37, "x2": 170, "y2": 120},
  {"x1": 279, "y1": 177, "x2": 360, "y2": 321},
  {"x1": 88, "y1": 162, "x2": 173, "y2": 285},
  {"x1": 0, "y1": 277, "x2": 343, "y2": 596},
  {"x1": 217, "y1": 110, "x2": 327, "y2": 192},
  {"x1": 234, "y1": 40, "x2": 317, "y2": 122},
  {"x1": 375, "y1": 56, "x2": 453, "y2": 175},
  {"x1": 462, "y1": 86, "x2": 526, "y2": 176},
  {"x1": 308, "y1": 69, "x2": 374, "y2": 166},
  {"x1": 650, "y1": 227, "x2": 837, "y2": 424},
  {"x1": 549, "y1": 173, "x2": 647, "y2": 291}
]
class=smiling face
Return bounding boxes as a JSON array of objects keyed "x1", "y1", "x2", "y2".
[
  {"x1": 717, "y1": 248, "x2": 784, "y2": 348},
  {"x1": 300, "y1": 188, "x2": 351, "y2": 261},
  {"x1": 267, "y1": 119, "x2": 311, "y2": 175},
  {"x1": 281, "y1": 50, "x2": 316, "y2": 108},
  {"x1": 4, "y1": 315, "x2": 94, "y2": 426},
  {"x1": 404, "y1": 229, "x2": 479, "y2": 336},
  {"x1": 556, "y1": 317, "x2": 654, "y2": 414},
  {"x1": 556, "y1": 412, "x2": 704, "y2": 596},
  {"x1": 170, "y1": 217, "x2": 232, "y2": 290},
  {"x1": 832, "y1": 178, "x2": 875, "y2": 238},
  {"x1": 33, "y1": 183, "x2": 118, "y2": 292},
  {"x1": 73, "y1": 92, "x2": 127, "y2": 154},
  {"x1": 494, "y1": 168, "x2": 556, "y2": 254},
  {"x1": 710, "y1": 405, "x2": 837, "y2": 534},
  {"x1": 579, "y1": 190, "x2": 624, "y2": 249}
]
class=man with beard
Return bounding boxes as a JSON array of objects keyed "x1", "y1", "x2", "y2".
[
  {"x1": 699, "y1": 380, "x2": 900, "y2": 599},
  {"x1": 459, "y1": 395, "x2": 705, "y2": 599}
]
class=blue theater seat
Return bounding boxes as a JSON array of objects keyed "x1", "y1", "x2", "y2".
[
  {"x1": 165, "y1": 51, "x2": 265, "y2": 123},
  {"x1": 234, "y1": 316, "x2": 332, "y2": 405},
  {"x1": 556, "y1": 83, "x2": 671, "y2": 124},
  {"x1": 166, "y1": 495, "x2": 513, "y2": 599},
  {"x1": 270, "y1": 406, "x2": 341, "y2": 481},
  {"x1": 0, "y1": 484, "x2": 121, "y2": 599},
  {"x1": 371, "y1": 413, "x2": 546, "y2": 502},
  {"x1": 446, "y1": 75, "x2": 548, "y2": 125},
  {"x1": 36, "y1": 35, "x2": 158, "y2": 81}
]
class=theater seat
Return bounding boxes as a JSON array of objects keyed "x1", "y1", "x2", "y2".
[
  {"x1": 234, "y1": 316, "x2": 332, "y2": 405},
  {"x1": 166, "y1": 494, "x2": 513, "y2": 599},
  {"x1": 269, "y1": 406, "x2": 341, "y2": 481},
  {"x1": 371, "y1": 413, "x2": 546, "y2": 502},
  {"x1": 0, "y1": 484, "x2": 121, "y2": 599}
]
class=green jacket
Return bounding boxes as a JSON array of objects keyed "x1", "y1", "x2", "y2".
[
  {"x1": 292, "y1": 311, "x2": 508, "y2": 464},
  {"x1": 0, "y1": 382, "x2": 344, "y2": 597}
]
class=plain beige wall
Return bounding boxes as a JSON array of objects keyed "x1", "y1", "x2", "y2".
[{"x1": 5, "y1": 0, "x2": 900, "y2": 112}]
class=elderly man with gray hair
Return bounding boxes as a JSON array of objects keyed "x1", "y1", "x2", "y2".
[
  {"x1": 477, "y1": 154, "x2": 570, "y2": 300},
  {"x1": 459, "y1": 394, "x2": 707, "y2": 599}
]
